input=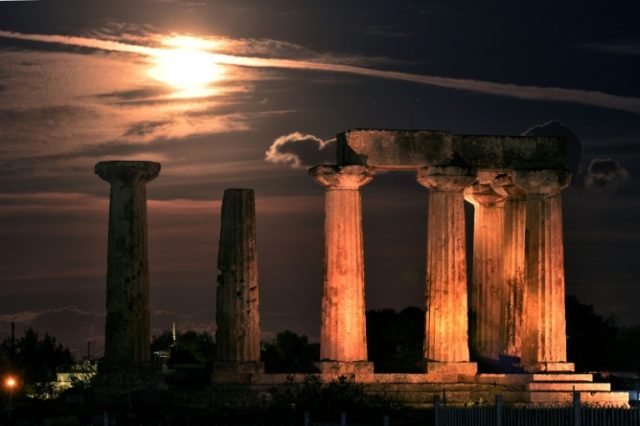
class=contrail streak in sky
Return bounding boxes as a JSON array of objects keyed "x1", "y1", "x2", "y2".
[{"x1": 2, "y1": 30, "x2": 639, "y2": 114}]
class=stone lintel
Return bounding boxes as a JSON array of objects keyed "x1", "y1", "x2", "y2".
[
  {"x1": 424, "y1": 361, "x2": 478, "y2": 377},
  {"x1": 336, "y1": 129, "x2": 570, "y2": 171},
  {"x1": 95, "y1": 160, "x2": 160, "y2": 185},
  {"x1": 315, "y1": 361, "x2": 374, "y2": 376},
  {"x1": 526, "y1": 362, "x2": 575, "y2": 373}
]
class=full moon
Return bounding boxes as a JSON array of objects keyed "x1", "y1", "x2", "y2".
[{"x1": 148, "y1": 36, "x2": 223, "y2": 96}]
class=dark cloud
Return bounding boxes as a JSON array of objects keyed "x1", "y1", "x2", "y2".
[
  {"x1": 523, "y1": 120, "x2": 583, "y2": 175},
  {"x1": 97, "y1": 86, "x2": 173, "y2": 102},
  {"x1": 265, "y1": 132, "x2": 335, "y2": 169},
  {"x1": 123, "y1": 120, "x2": 170, "y2": 137},
  {"x1": 0, "y1": 141, "x2": 148, "y2": 177},
  {"x1": 0, "y1": 104, "x2": 96, "y2": 124},
  {"x1": 582, "y1": 41, "x2": 640, "y2": 56},
  {"x1": 584, "y1": 158, "x2": 630, "y2": 191},
  {"x1": 0, "y1": 306, "x2": 218, "y2": 358},
  {"x1": 0, "y1": 306, "x2": 105, "y2": 358}
]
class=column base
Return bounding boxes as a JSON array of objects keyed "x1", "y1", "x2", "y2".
[
  {"x1": 315, "y1": 361, "x2": 374, "y2": 376},
  {"x1": 424, "y1": 361, "x2": 477, "y2": 376},
  {"x1": 524, "y1": 361, "x2": 574, "y2": 373}
]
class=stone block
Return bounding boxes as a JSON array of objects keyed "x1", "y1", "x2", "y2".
[
  {"x1": 424, "y1": 361, "x2": 477, "y2": 376},
  {"x1": 526, "y1": 362, "x2": 575, "y2": 373},
  {"x1": 527, "y1": 382, "x2": 611, "y2": 391},
  {"x1": 530, "y1": 373, "x2": 592, "y2": 382},
  {"x1": 314, "y1": 361, "x2": 374, "y2": 376}
]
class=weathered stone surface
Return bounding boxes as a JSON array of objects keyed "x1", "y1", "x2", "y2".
[
  {"x1": 337, "y1": 129, "x2": 570, "y2": 171},
  {"x1": 417, "y1": 167, "x2": 477, "y2": 373},
  {"x1": 528, "y1": 382, "x2": 610, "y2": 391},
  {"x1": 310, "y1": 165, "x2": 374, "y2": 363},
  {"x1": 215, "y1": 189, "x2": 262, "y2": 369},
  {"x1": 464, "y1": 183, "x2": 505, "y2": 366},
  {"x1": 95, "y1": 161, "x2": 160, "y2": 370},
  {"x1": 492, "y1": 174, "x2": 526, "y2": 360},
  {"x1": 512, "y1": 170, "x2": 572, "y2": 372},
  {"x1": 210, "y1": 372, "x2": 629, "y2": 408},
  {"x1": 314, "y1": 361, "x2": 374, "y2": 376}
]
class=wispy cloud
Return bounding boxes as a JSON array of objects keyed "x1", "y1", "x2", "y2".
[
  {"x1": 2, "y1": 30, "x2": 640, "y2": 114},
  {"x1": 582, "y1": 41, "x2": 640, "y2": 56}
]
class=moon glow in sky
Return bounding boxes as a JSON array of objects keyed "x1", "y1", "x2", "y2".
[{"x1": 149, "y1": 36, "x2": 224, "y2": 97}]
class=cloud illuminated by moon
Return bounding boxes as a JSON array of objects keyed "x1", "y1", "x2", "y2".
[
  {"x1": 148, "y1": 36, "x2": 225, "y2": 98},
  {"x1": 2, "y1": 30, "x2": 640, "y2": 113}
]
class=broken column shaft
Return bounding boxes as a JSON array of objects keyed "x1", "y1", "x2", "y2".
[
  {"x1": 417, "y1": 166, "x2": 477, "y2": 375},
  {"x1": 310, "y1": 165, "x2": 374, "y2": 374},
  {"x1": 95, "y1": 160, "x2": 160, "y2": 370},
  {"x1": 215, "y1": 188, "x2": 262, "y2": 371}
]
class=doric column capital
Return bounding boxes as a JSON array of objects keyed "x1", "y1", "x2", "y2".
[
  {"x1": 309, "y1": 165, "x2": 374, "y2": 190},
  {"x1": 491, "y1": 173, "x2": 526, "y2": 200},
  {"x1": 464, "y1": 183, "x2": 505, "y2": 208},
  {"x1": 416, "y1": 166, "x2": 477, "y2": 192},
  {"x1": 512, "y1": 170, "x2": 571, "y2": 195},
  {"x1": 95, "y1": 161, "x2": 161, "y2": 186}
]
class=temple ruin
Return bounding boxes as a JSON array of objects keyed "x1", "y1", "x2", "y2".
[{"x1": 95, "y1": 130, "x2": 630, "y2": 406}]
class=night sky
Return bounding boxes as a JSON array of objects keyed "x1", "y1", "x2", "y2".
[{"x1": 0, "y1": 0, "x2": 639, "y2": 359}]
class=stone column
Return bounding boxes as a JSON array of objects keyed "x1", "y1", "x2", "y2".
[
  {"x1": 464, "y1": 183, "x2": 505, "y2": 367},
  {"x1": 215, "y1": 188, "x2": 263, "y2": 374},
  {"x1": 492, "y1": 174, "x2": 526, "y2": 361},
  {"x1": 310, "y1": 165, "x2": 374, "y2": 375},
  {"x1": 95, "y1": 161, "x2": 160, "y2": 371},
  {"x1": 512, "y1": 170, "x2": 574, "y2": 372},
  {"x1": 417, "y1": 166, "x2": 477, "y2": 376}
]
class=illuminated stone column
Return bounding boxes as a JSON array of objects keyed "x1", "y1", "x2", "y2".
[
  {"x1": 310, "y1": 165, "x2": 374, "y2": 374},
  {"x1": 417, "y1": 166, "x2": 477, "y2": 375},
  {"x1": 492, "y1": 174, "x2": 526, "y2": 360},
  {"x1": 214, "y1": 189, "x2": 263, "y2": 374},
  {"x1": 95, "y1": 161, "x2": 160, "y2": 370},
  {"x1": 464, "y1": 183, "x2": 505, "y2": 366},
  {"x1": 513, "y1": 170, "x2": 574, "y2": 372}
]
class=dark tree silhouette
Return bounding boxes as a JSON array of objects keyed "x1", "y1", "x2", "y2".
[
  {"x1": 566, "y1": 295, "x2": 620, "y2": 371},
  {"x1": 150, "y1": 330, "x2": 216, "y2": 367},
  {"x1": 366, "y1": 307, "x2": 424, "y2": 373},
  {"x1": 0, "y1": 327, "x2": 73, "y2": 395},
  {"x1": 261, "y1": 330, "x2": 320, "y2": 373}
]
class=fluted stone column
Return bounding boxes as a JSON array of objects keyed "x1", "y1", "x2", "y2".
[
  {"x1": 215, "y1": 188, "x2": 262, "y2": 374},
  {"x1": 513, "y1": 170, "x2": 574, "y2": 372},
  {"x1": 464, "y1": 183, "x2": 505, "y2": 366},
  {"x1": 310, "y1": 165, "x2": 374, "y2": 375},
  {"x1": 417, "y1": 166, "x2": 477, "y2": 376},
  {"x1": 95, "y1": 161, "x2": 160, "y2": 371},
  {"x1": 492, "y1": 174, "x2": 526, "y2": 360}
]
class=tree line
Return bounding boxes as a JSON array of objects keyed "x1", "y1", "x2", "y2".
[{"x1": 1, "y1": 296, "x2": 638, "y2": 392}]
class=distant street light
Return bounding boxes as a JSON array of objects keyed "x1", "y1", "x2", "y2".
[{"x1": 3, "y1": 374, "x2": 18, "y2": 420}]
